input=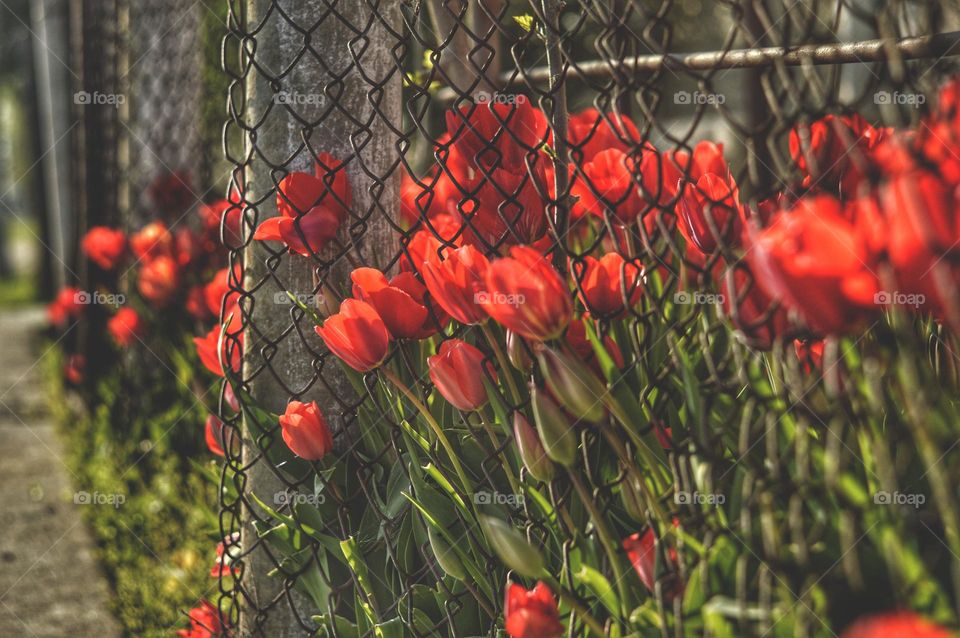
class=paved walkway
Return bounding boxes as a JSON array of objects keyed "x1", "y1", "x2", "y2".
[{"x1": 0, "y1": 307, "x2": 121, "y2": 637}]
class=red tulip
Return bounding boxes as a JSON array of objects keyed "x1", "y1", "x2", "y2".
[
  {"x1": 315, "y1": 299, "x2": 391, "y2": 372},
  {"x1": 566, "y1": 108, "x2": 641, "y2": 161},
  {"x1": 64, "y1": 354, "x2": 86, "y2": 385},
  {"x1": 421, "y1": 244, "x2": 491, "y2": 325},
  {"x1": 675, "y1": 140, "x2": 730, "y2": 183},
  {"x1": 130, "y1": 221, "x2": 173, "y2": 260},
  {"x1": 254, "y1": 204, "x2": 342, "y2": 258},
  {"x1": 210, "y1": 533, "x2": 239, "y2": 578},
  {"x1": 204, "y1": 267, "x2": 240, "y2": 317},
  {"x1": 427, "y1": 339, "x2": 493, "y2": 411},
  {"x1": 81, "y1": 226, "x2": 126, "y2": 270},
  {"x1": 794, "y1": 339, "x2": 825, "y2": 374},
  {"x1": 278, "y1": 400, "x2": 333, "y2": 461},
  {"x1": 400, "y1": 214, "x2": 462, "y2": 272},
  {"x1": 458, "y1": 163, "x2": 549, "y2": 247},
  {"x1": 200, "y1": 198, "x2": 242, "y2": 246},
  {"x1": 623, "y1": 525, "x2": 684, "y2": 602},
  {"x1": 841, "y1": 612, "x2": 953, "y2": 638},
  {"x1": 108, "y1": 307, "x2": 145, "y2": 348},
  {"x1": 574, "y1": 252, "x2": 643, "y2": 319},
  {"x1": 194, "y1": 318, "x2": 242, "y2": 378},
  {"x1": 351, "y1": 268, "x2": 442, "y2": 339},
  {"x1": 205, "y1": 415, "x2": 226, "y2": 457},
  {"x1": 47, "y1": 286, "x2": 84, "y2": 327},
  {"x1": 720, "y1": 265, "x2": 791, "y2": 350},
  {"x1": 176, "y1": 599, "x2": 227, "y2": 638},
  {"x1": 483, "y1": 246, "x2": 573, "y2": 341},
  {"x1": 747, "y1": 195, "x2": 879, "y2": 335},
  {"x1": 676, "y1": 173, "x2": 742, "y2": 254},
  {"x1": 503, "y1": 581, "x2": 564, "y2": 638},
  {"x1": 138, "y1": 255, "x2": 181, "y2": 307},
  {"x1": 571, "y1": 148, "x2": 643, "y2": 225},
  {"x1": 445, "y1": 100, "x2": 547, "y2": 175},
  {"x1": 789, "y1": 114, "x2": 881, "y2": 194},
  {"x1": 638, "y1": 143, "x2": 685, "y2": 208}
]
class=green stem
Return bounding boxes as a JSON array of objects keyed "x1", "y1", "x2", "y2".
[
  {"x1": 478, "y1": 416, "x2": 522, "y2": 498},
  {"x1": 481, "y1": 321, "x2": 522, "y2": 405}
]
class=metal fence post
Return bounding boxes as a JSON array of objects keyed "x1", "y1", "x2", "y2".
[{"x1": 237, "y1": 1, "x2": 401, "y2": 634}]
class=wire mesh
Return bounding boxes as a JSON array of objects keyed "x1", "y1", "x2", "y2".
[{"x1": 217, "y1": 1, "x2": 960, "y2": 636}]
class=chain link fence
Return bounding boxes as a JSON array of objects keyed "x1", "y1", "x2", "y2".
[{"x1": 216, "y1": 1, "x2": 960, "y2": 636}]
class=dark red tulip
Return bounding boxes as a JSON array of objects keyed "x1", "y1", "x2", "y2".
[
  {"x1": 483, "y1": 246, "x2": 573, "y2": 342},
  {"x1": 427, "y1": 339, "x2": 493, "y2": 411},
  {"x1": 841, "y1": 612, "x2": 953, "y2": 638},
  {"x1": 351, "y1": 268, "x2": 442, "y2": 339},
  {"x1": 676, "y1": 173, "x2": 742, "y2": 254},
  {"x1": 138, "y1": 255, "x2": 181, "y2": 308},
  {"x1": 205, "y1": 415, "x2": 226, "y2": 457},
  {"x1": 108, "y1": 308, "x2": 145, "y2": 348},
  {"x1": 623, "y1": 525, "x2": 684, "y2": 602},
  {"x1": 503, "y1": 580, "x2": 564, "y2": 638},
  {"x1": 315, "y1": 299, "x2": 391, "y2": 372},
  {"x1": 445, "y1": 100, "x2": 547, "y2": 175},
  {"x1": 420, "y1": 244, "x2": 491, "y2": 325},
  {"x1": 574, "y1": 252, "x2": 643, "y2": 319},
  {"x1": 278, "y1": 400, "x2": 333, "y2": 461},
  {"x1": 747, "y1": 195, "x2": 879, "y2": 335},
  {"x1": 81, "y1": 226, "x2": 126, "y2": 270}
]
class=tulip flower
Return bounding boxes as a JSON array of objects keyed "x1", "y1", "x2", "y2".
[
  {"x1": 571, "y1": 148, "x2": 644, "y2": 225},
  {"x1": 420, "y1": 244, "x2": 490, "y2": 325},
  {"x1": 107, "y1": 307, "x2": 145, "y2": 348},
  {"x1": 537, "y1": 347, "x2": 607, "y2": 424},
  {"x1": 789, "y1": 114, "x2": 881, "y2": 194},
  {"x1": 203, "y1": 267, "x2": 240, "y2": 317},
  {"x1": 278, "y1": 400, "x2": 333, "y2": 461},
  {"x1": 445, "y1": 100, "x2": 547, "y2": 175},
  {"x1": 531, "y1": 385, "x2": 577, "y2": 466},
  {"x1": 840, "y1": 612, "x2": 953, "y2": 638},
  {"x1": 81, "y1": 226, "x2": 126, "y2": 270},
  {"x1": 574, "y1": 252, "x2": 643, "y2": 319},
  {"x1": 210, "y1": 533, "x2": 240, "y2": 578},
  {"x1": 638, "y1": 143, "x2": 684, "y2": 208},
  {"x1": 622, "y1": 525, "x2": 684, "y2": 602},
  {"x1": 747, "y1": 195, "x2": 879, "y2": 335},
  {"x1": 720, "y1": 265, "x2": 791, "y2": 350},
  {"x1": 176, "y1": 600, "x2": 227, "y2": 638},
  {"x1": 204, "y1": 415, "x2": 226, "y2": 457},
  {"x1": 351, "y1": 267, "x2": 444, "y2": 339},
  {"x1": 64, "y1": 354, "x2": 86, "y2": 385},
  {"x1": 47, "y1": 286, "x2": 85, "y2": 327},
  {"x1": 458, "y1": 164, "x2": 549, "y2": 246},
  {"x1": 194, "y1": 318, "x2": 242, "y2": 378},
  {"x1": 427, "y1": 339, "x2": 493, "y2": 411},
  {"x1": 794, "y1": 339, "x2": 825, "y2": 374},
  {"x1": 676, "y1": 173, "x2": 742, "y2": 254},
  {"x1": 315, "y1": 299, "x2": 391, "y2": 372},
  {"x1": 505, "y1": 330, "x2": 534, "y2": 374},
  {"x1": 130, "y1": 221, "x2": 173, "y2": 260},
  {"x1": 138, "y1": 255, "x2": 181, "y2": 308},
  {"x1": 400, "y1": 214, "x2": 462, "y2": 272},
  {"x1": 566, "y1": 108, "x2": 641, "y2": 161},
  {"x1": 482, "y1": 246, "x2": 573, "y2": 342},
  {"x1": 503, "y1": 580, "x2": 565, "y2": 638},
  {"x1": 513, "y1": 413, "x2": 554, "y2": 482}
]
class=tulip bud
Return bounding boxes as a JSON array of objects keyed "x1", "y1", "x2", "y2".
[
  {"x1": 314, "y1": 282, "x2": 341, "y2": 318},
  {"x1": 537, "y1": 347, "x2": 606, "y2": 424},
  {"x1": 428, "y1": 528, "x2": 466, "y2": 580},
  {"x1": 513, "y1": 413, "x2": 554, "y2": 482},
  {"x1": 505, "y1": 330, "x2": 534, "y2": 374},
  {"x1": 531, "y1": 385, "x2": 577, "y2": 467},
  {"x1": 480, "y1": 516, "x2": 544, "y2": 579}
]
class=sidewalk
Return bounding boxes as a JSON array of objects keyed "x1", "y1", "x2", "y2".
[{"x1": 0, "y1": 307, "x2": 121, "y2": 637}]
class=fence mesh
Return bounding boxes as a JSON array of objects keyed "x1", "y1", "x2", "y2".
[{"x1": 217, "y1": 1, "x2": 960, "y2": 636}]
